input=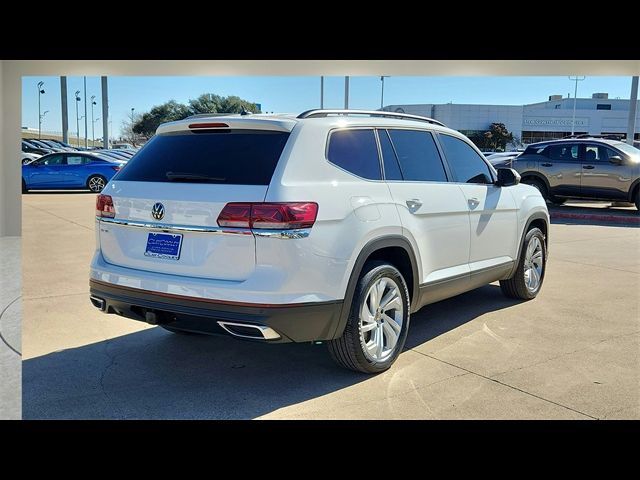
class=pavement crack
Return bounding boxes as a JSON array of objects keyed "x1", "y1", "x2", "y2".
[
  {"x1": 98, "y1": 340, "x2": 127, "y2": 420},
  {"x1": 553, "y1": 258, "x2": 639, "y2": 275},
  {"x1": 24, "y1": 203, "x2": 93, "y2": 231},
  {"x1": 23, "y1": 291, "x2": 89, "y2": 301},
  {"x1": 0, "y1": 296, "x2": 22, "y2": 356},
  {"x1": 410, "y1": 349, "x2": 598, "y2": 419}
]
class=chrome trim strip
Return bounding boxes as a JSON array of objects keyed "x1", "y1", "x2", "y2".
[
  {"x1": 253, "y1": 229, "x2": 310, "y2": 239},
  {"x1": 217, "y1": 321, "x2": 281, "y2": 340},
  {"x1": 96, "y1": 217, "x2": 252, "y2": 235},
  {"x1": 97, "y1": 217, "x2": 310, "y2": 238}
]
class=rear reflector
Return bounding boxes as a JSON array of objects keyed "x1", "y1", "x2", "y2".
[
  {"x1": 217, "y1": 202, "x2": 318, "y2": 230},
  {"x1": 96, "y1": 194, "x2": 116, "y2": 218},
  {"x1": 188, "y1": 122, "x2": 230, "y2": 129}
]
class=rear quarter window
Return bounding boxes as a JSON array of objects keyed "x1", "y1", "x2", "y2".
[
  {"x1": 115, "y1": 130, "x2": 290, "y2": 185},
  {"x1": 327, "y1": 129, "x2": 381, "y2": 180}
]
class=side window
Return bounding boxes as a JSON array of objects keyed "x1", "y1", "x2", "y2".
[
  {"x1": 327, "y1": 129, "x2": 381, "y2": 180},
  {"x1": 66, "y1": 155, "x2": 87, "y2": 166},
  {"x1": 439, "y1": 134, "x2": 493, "y2": 184},
  {"x1": 41, "y1": 155, "x2": 65, "y2": 166},
  {"x1": 547, "y1": 143, "x2": 579, "y2": 162},
  {"x1": 600, "y1": 146, "x2": 620, "y2": 163},
  {"x1": 386, "y1": 129, "x2": 447, "y2": 182},
  {"x1": 377, "y1": 129, "x2": 403, "y2": 180}
]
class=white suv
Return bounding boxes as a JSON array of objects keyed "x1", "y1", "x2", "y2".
[{"x1": 90, "y1": 110, "x2": 549, "y2": 373}]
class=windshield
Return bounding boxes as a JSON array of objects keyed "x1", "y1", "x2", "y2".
[{"x1": 615, "y1": 143, "x2": 640, "y2": 159}]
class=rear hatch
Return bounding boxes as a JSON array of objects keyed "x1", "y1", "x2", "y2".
[{"x1": 97, "y1": 119, "x2": 294, "y2": 281}]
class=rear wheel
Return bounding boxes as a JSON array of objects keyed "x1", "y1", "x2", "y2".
[
  {"x1": 87, "y1": 175, "x2": 106, "y2": 193},
  {"x1": 22, "y1": 179, "x2": 27, "y2": 194},
  {"x1": 328, "y1": 261, "x2": 410, "y2": 373},
  {"x1": 500, "y1": 227, "x2": 546, "y2": 300},
  {"x1": 522, "y1": 178, "x2": 548, "y2": 200}
]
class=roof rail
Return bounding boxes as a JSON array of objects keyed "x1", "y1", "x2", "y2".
[
  {"x1": 297, "y1": 109, "x2": 446, "y2": 127},
  {"x1": 562, "y1": 133, "x2": 625, "y2": 140}
]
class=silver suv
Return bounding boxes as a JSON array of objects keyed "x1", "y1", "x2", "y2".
[{"x1": 494, "y1": 138, "x2": 640, "y2": 211}]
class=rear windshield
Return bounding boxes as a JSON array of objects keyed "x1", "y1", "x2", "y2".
[{"x1": 115, "y1": 130, "x2": 290, "y2": 185}]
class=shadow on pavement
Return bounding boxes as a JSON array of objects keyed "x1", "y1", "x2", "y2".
[{"x1": 23, "y1": 285, "x2": 519, "y2": 419}]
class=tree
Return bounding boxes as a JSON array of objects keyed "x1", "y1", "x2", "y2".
[
  {"x1": 132, "y1": 100, "x2": 190, "y2": 138},
  {"x1": 483, "y1": 123, "x2": 514, "y2": 152},
  {"x1": 188, "y1": 93, "x2": 260, "y2": 115}
]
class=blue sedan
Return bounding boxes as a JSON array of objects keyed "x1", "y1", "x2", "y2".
[{"x1": 22, "y1": 152, "x2": 125, "y2": 193}]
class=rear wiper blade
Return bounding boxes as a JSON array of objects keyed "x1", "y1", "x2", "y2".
[{"x1": 165, "y1": 172, "x2": 226, "y2": 182}]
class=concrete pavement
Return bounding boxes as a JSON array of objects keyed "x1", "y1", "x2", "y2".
[{"x1": 21, "y1": 193, "x2": 640, "y2": 419}]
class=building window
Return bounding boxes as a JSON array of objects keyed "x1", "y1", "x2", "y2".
[
  {"x1": 554, "y1": 104, "x2": 561, "y2": 109},
  {"x1": 596, "y1": 104, "x2": 612, "y2": 110},
  {"x1": 521, "y1": 131, "x2": 587, "y2": 144}
]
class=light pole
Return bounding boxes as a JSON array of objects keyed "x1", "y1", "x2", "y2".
[
  {"x1": 130, "y1": 108, "x2": 135, "y2": 145},
  {"x1": 380, "y1": 76, "x2": 389, "y2": 110},
  {"x1": 75, "y1": 91, "x2": 81, "y2": 147},
  {"x1": 320, "y1": 76, "x2": 324, "y2": 109},
  {"x1": 91, "y1": 95, "x2": 97, "y2": 147},
  {"x1": 569, "y1": 76, "x2": 586, "y2": 135},
  {"x1": 93, "y1": 117, "x2": 101, "y2": 147},
  {"x1": 39, "y1": 110, "x2": 49, "y2": 135},
  {"x1": 37, "y1": 81, "x2": 45, "y2": 139},
  {"x1": 83, "y1": 76, "x2": 88, "y2": 149}
]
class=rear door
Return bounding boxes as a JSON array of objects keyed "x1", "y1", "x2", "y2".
[
  {"x1": 539, "y1": 142, "x2": 581, "y2": 196},
  {"x1": 437, "y1": 133, "x2": 519, "y2": 270},
  {"x1": 98, "y1": 128, "x2": 291, "y2": 281},
  {"x1": 580, "y1": 143, "x2": 632, "y2": 200},
  {"x1": 380, "y1": 128, "x2": 471, "y2": 286},
  {"x1": 64, "y1": 154, "x2": 92, "y2": 187}
]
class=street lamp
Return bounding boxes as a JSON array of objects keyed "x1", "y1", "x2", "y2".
[
  {"x1": 91, "y1": 95, "x2": 97, "y2": 147},
  {"x1": 37, "y1": 81, "x2": 45, "y2": 139},
  {"x1": 380, "y1": 76, "x2": 389, "y2": 110},
  {"x1": 130, "y1": 108, "x2": 136, "y2": 145},
  {"x1": 39, "y1": 110, "x2": 49, "y2": 135},
  {"x1": 569, "y1": 76, "x2": 586, "y2": 135},
  {"x1": 93, "y1": 117, "x2": 101, "y2": 146},
  {"x1": 75, "y1": 90, "x2": 81, "y2": 147}
]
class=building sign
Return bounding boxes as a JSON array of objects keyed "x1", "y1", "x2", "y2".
[{"x1": 523, "y1": 117, "x2": 589, "y2": 127}]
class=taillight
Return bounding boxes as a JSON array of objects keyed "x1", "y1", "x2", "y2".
[
  {"x1": 96, "y1": 194, "x2": 116, "y2": 218},
  {"x1": 217, "y1": 203, "x2": 252, "y2": 228},
  {"x1": 217, "y1": 202, "x2": 318, "y2": 230}
]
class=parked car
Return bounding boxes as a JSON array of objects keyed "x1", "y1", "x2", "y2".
[
  {"x1": 89, "y1": 110, "x2": 549, "y2": 373},
  {"x1": 486, "y1": 151, "x2": 522, "y2": 166},
  {"x1": 38, "y1": 139, "x2": 76, "y2": 152},
  {"x1": 94, "y1": 149, "x2": 133, "y2": 161},
  {"x1": 493, "y1": 137, "x2": 640, "y2": 210},
  {"x1": 22, "y1": 151, "x2": 124, "y2": 193},
  {"x1": 111, "y1": 143, "x2": 134, "y2": 150},
  {"x1": 22, "y1": 140, "x2": 53, "y2": 156},
  {"x1": 22, "y1": 151, "x2": 41, "y2": 165}
]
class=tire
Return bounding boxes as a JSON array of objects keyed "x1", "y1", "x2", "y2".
[
  {"x1": 500, "y1": 227, "x2": 546, "y2": 300},
  {"x1": 549, "y1": 196, "x2": 566, "y2": 205},
  {"x1": 161, "y1": 325, "x2": 201, "y2": 335},
  {"x1": 328, "y1": 261, "x2": 410, "y2": 373},
  {"x1": 87, "y1": 175, "x2": 107, "y2": 193},
  {"x1": 22, "y1": 179, "x2": 27, "y2": 194},
  {"x1": 635, "y1": 189, "x2": 640, "y2": 212},
  {"x1": 522, "y1": 178, "x2": 548, "y2": 200}
]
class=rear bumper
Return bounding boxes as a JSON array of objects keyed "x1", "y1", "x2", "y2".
[{"x1": 89, "y1": 279, "x2": 344, "y2": 343}]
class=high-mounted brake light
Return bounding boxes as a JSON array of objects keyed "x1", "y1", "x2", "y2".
[
  {"x1": 217, "y1": 203, "x2": 318, "y2": 230},
  {"x1": 188, "y1": 122, "x2": 229, "y2": 129},
  {"x1": 96, "y1": 194, "x2": 116, "y2": 218}
]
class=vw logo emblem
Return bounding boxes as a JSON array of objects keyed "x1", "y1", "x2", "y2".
[{"x1": 151, "y1": 202, "x2": 165, "y2": 221}]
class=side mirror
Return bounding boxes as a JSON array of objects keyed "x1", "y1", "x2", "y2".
[
  {"x1": 609, "y1": 155, "x2": 623, "y2": 165},
  {"x1": 496, "y1": 167, "x2": 521, "y2": 187}
]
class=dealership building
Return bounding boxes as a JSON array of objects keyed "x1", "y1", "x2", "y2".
[{"x1": 383, "y1": 93, "x2": 640, "y2": 145}]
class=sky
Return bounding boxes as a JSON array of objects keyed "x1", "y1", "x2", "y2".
[{"x1": 22, "y1": 75, "x2": 635, "y2": 141}]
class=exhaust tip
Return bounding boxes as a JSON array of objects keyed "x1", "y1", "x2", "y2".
[
  {"x1": 217, "y1": 321, "x2": 281, "y2": 340},
  {"x1": 90, "y1": 295, "x2": 106, "y2": 311}
]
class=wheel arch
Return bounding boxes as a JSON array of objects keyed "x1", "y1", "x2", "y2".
[
  {"x1": 507, "y1": 212, "x2": 549, "y2": 279},
  {"x1": 520, "y1": 171, "x2": 551, "y2": 193},
  {"x1": 628, "y1": 178, "x2": 640, "y2": 203},
  {"x1": 331, "y1": 236, "x2": 419, "y2": 340}
]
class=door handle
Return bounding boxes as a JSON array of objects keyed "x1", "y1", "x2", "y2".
[
  {"x1": 405, "y1": 199, "x2": 422, "y2": 211},
  {"x1": 582, "y1": 165, "x2": 595, "y2": 170},
  {"x1": 541, "y1": 163, "x2": 553, "y2": 167}
]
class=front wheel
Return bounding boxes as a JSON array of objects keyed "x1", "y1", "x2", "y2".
[
  {"x1": 500, "y1": 227, "x2": 546, "y2": 300},
  {"x1": 87, "y1": 175, "x2": 106, "y2": 193},
  {"x1": 328, "y1": 261, "x2": 410, "y2": 373},
  {"x1": 523, "y1": 178, "x2": 548, "y2": 200}
]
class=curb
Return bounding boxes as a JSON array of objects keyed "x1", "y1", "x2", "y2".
[{"x1": 550, "y1": 211, "x2": 640, "y2": 225}]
